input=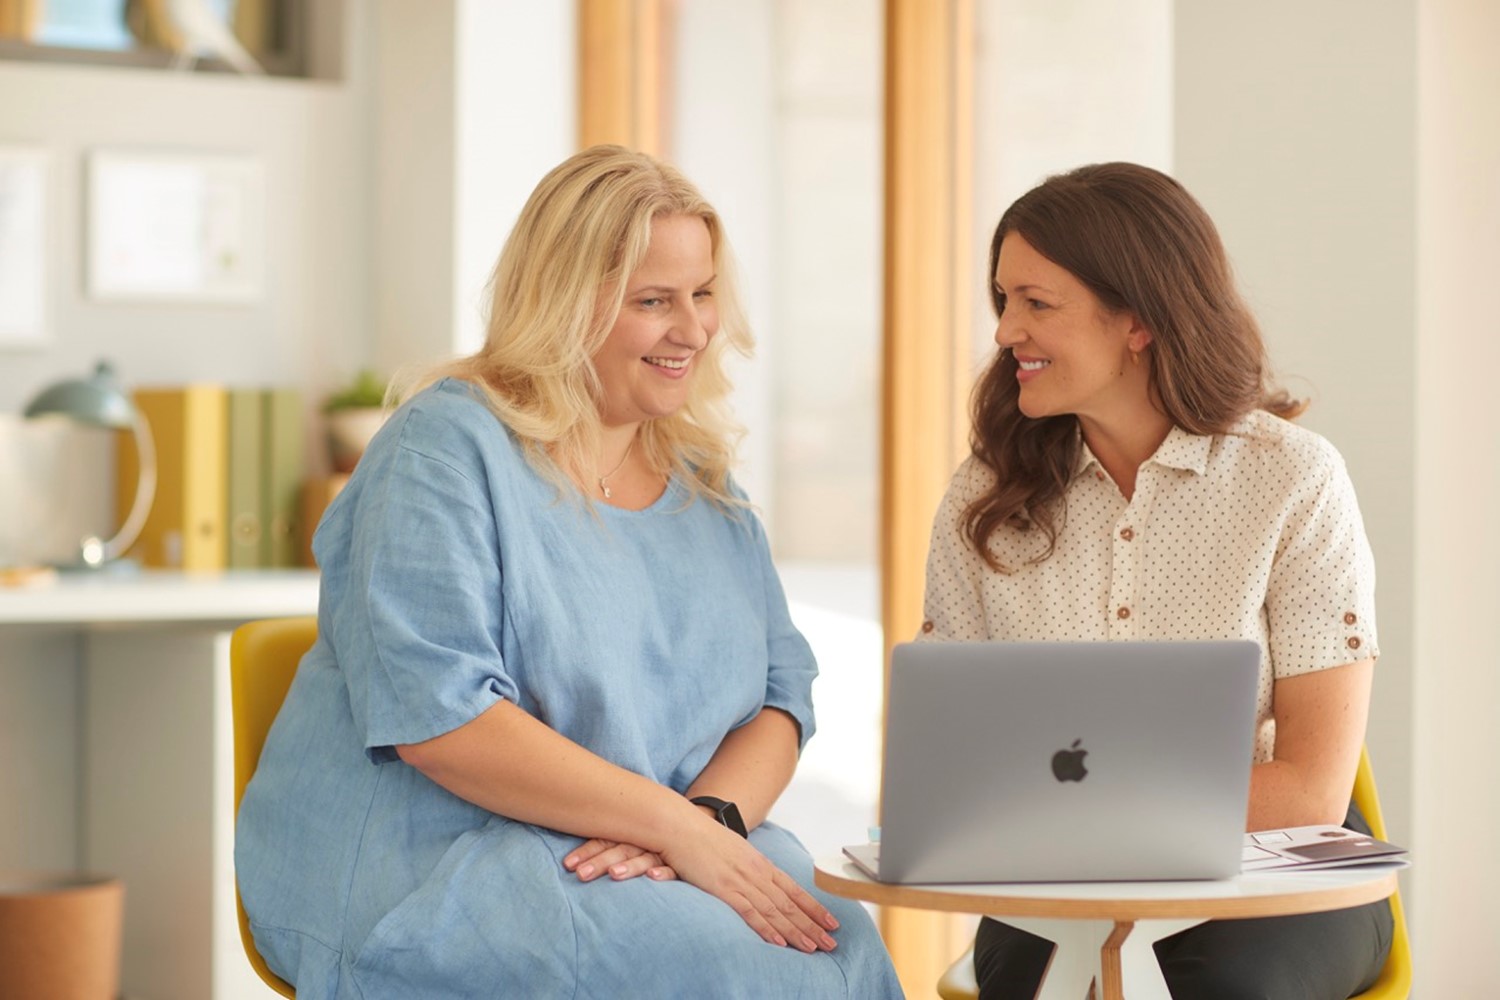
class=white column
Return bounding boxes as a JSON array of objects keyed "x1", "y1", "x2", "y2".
[
  {"x1": 1413, "y1": 0, "x2": 1500, "y2": 992},
  {"x1": 371, "y1": 0, "x2": 577, "y2": 373}
]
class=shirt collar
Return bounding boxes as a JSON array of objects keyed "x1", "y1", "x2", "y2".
[{"x1": 1075, "y1": 424, "x2": 1213, "y2": 477}]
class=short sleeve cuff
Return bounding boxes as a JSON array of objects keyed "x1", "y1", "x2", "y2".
[
  {"x1": 1271, "y1": 632, "x2": 1379, "y2": 680},
  {"x1": 762, "y1": 693, "x2": 816, "y2": 752},
  {"x1": 364, "y1": 680, "x2": 513, "y2": 763}
]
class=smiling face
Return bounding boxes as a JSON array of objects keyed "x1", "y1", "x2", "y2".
[
  {"x1": 593, "y1": 213, "x2": 719, "y2": 429},
  {"x1": 993, "y1": 233, "x2": 1152, "y2": 427}
]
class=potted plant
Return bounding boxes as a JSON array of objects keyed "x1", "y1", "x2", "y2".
[{"x1": 323, "y1": 369, "x2": 389, "y2": 473}]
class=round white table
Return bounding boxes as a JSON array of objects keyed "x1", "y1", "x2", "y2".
[{"x1": 815, "y1": 855, "x2": 1400, "y2": 1000}]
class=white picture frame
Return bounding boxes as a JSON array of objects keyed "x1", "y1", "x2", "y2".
[
  {"x1": 0, "y1": 147, "x2": 49, "y2": 349},
  {"x1": 87, "y1": 149, "x2": 265, "y2": 303}
]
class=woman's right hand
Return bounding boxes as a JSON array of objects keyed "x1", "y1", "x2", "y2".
[
  {"x1": 658, "y1": 819, "x2": 841, "y2": 953},
  {"x1": 564, "y1": 838, "x2": 677, "y2": 882}
]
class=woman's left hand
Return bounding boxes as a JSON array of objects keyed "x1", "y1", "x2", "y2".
[{"x1": 564, "y1": 839, "x2": 678, "y2": 883}]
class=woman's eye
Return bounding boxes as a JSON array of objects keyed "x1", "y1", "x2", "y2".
[
  {"x1": 639, "y1": 297, "x2": 663, "y2": 308},
  {"x1": 693, "y1": 289, "x2": 714, "y2": 300},
  {"x1": 1028, "y1": 298, "x2": 1048, "y2": 310},
  {"x1": 994, "y1": 292, "x2": 1007, "y2": 314}
]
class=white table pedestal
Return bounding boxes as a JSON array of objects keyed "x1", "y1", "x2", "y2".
[{"x1": 1003, "y1": 915, "x2": 1203, "y2": 999}]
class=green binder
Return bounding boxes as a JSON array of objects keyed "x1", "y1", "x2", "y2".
[
  {"x1": 261, "y1": 388, "x2": 304, "y2": 568},
  {"x1": 226, "y1": 389, "x2": 265, "y2": 569}
]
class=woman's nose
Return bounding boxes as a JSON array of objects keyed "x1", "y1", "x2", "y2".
[
  {"x1": 993, "y1": 314, "x2": 1019, "y2": 348},
  {"x1": 673, "y1": 302, "x2": 711, "y2": 349}
]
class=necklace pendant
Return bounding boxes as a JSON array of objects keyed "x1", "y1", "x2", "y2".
[{"x1": 600, "y1": 480, "x2": 612, "y2": 499}]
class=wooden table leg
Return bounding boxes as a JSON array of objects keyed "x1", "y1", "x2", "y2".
[
  {"x1": 1099, "y1": 921, "x2": 1133, "y2": 1000},
  {"x1": 1108, "y1": 917, "x2": 1205, "y2": 999}
]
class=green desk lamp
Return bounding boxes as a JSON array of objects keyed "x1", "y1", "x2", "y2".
[{"x1": 23, "y1": 361, "x2": 157, "y2": 569}]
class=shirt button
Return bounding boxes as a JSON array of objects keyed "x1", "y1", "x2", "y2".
[
  {"x1": 1343, "y1": 612, "x2": 1358, "y2": 625},
  {"x1": 1119, "y1": 527, "x2": 1134, "y2": 541},
  {"x1": 921, "y1": 620, "x2": 935, "y2": 634},
  {"x1": 1347, "y1": 636, "x2": 1362, "y2": 650},
  {"x1": 1117, "y1": 606, "x2": 1131, "y2": 620}
]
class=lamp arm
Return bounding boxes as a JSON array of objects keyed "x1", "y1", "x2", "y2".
[{"x1": 98, "y1": 412, "x2": 158, "y2": 565}]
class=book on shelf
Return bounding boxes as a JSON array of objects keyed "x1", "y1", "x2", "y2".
[
  {"x1": 118, "y1": 384, "x2": 310, "y2": 572},
  {"x1": 117, "y1": 385, "x2": 228, "y2": 571},
  {"x1": 261, "y1": 387, "x2": 304, "y2": 568},
  {"x1": 225, "y1": 389, "x2": 265, "y2": 569}
]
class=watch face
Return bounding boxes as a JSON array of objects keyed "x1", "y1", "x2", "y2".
[{"x1": 718, "y1": 801, "x2": 748, "y2": 838}]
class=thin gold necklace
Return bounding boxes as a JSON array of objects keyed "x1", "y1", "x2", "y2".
[{"x1": 597, "y1": 439, "x2": 634, "y2": 500}]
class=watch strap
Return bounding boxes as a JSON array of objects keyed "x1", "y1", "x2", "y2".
[{"x1": 689, "y1": 795, "x2": 748, "y2": 838}]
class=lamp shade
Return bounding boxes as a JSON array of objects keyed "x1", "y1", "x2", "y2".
[
  {"x1": 24, "y1": 362, "x2": 136, "y2": 429},
  {"x1": 21, "y1": 361, "x2": 156, "y2": 569}
]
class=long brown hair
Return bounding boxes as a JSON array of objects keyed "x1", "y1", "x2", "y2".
[{"x1": 964, "y1": 162, "x2": 1303, "y2": 571}]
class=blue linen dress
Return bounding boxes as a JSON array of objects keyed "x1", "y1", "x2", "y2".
[{"x1": 235, "y1": 378, "x2": 902, "y2": 999}]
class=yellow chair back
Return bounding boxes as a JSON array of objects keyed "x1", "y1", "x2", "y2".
[
  {"x1": 1348, "y1": 746, "x2": 1412, "y2": 999},
  {"x1": 230, "y1": 616, "x2": 317, "y2": 1000}
]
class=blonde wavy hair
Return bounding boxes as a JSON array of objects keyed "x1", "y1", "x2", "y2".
[{"x1": 393, "y1": 145, "x2": 752, "y2": 508}]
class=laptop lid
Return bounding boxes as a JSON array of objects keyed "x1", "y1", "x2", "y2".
[{"x1": 873, "y1": 640, "x2": 1259, "y2": 883}]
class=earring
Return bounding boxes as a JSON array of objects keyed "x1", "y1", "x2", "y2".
[{"x1": 1130, "y1": 350, "x2": 1140, "y2": 367}]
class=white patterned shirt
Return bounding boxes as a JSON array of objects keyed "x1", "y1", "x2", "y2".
[{"x1": 919, "y1": 410, "x2": 1378, "y2": 763}]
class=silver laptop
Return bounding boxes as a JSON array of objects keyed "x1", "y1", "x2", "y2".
[{"x1": 845, "y1": 640, "x2": 1259, "y2": 883}]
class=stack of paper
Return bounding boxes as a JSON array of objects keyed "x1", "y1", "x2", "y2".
[{"x1": 1242, "y1": 825, "x2": 1408, "y2": 872}]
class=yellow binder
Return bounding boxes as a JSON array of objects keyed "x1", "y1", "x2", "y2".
[{"x1": 117, "y1": 385, "x2": 228, "y2": 571}]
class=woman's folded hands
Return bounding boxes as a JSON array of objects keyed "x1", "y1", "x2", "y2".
[{"x1": 563, "y1": 818, "x2": 840, "y2": 953}]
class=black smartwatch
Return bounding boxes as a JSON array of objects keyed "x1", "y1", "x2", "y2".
[{"x1": 690, "y1": 795, "x2": 748, "y2": 838}]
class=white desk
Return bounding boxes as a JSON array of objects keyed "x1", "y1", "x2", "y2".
[
  {"x1": 816, "y1": 855, "x2": 1399, "y2": 1000},
  {"x1": 0, "y1": 570, "x2": 319, "y2": 1000}
]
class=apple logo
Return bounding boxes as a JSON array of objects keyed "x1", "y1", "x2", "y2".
[{"x1": 1051, "y1": 739, "x2": 1088, "y2": 782}]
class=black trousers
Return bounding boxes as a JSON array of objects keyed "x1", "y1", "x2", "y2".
[{"x1": 973, "y1": 802, "x2": 1395, "y2": 1000}]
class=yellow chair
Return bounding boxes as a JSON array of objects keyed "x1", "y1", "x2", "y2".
[
  {"x1": 1349, "y1": 747, "x2": 1412, "y2": 999},
  {"x1": 231, "y1": 616, "x2": 318, "y2": 1000},
  {"x1": 936, "y1": 745, "x2": 1412, "y2": 1000}
]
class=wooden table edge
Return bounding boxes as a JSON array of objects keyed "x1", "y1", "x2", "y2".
[{"x1": 814, "y1": 862, "x2": 1398, "y2": 921}]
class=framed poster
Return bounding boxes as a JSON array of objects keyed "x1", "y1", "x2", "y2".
[
  {"x1": 87, "y1": 149, "x2": 264, "y2": 303},
  {"x1": 0, "y1": 147, "x2": 48, "y2": 348}
]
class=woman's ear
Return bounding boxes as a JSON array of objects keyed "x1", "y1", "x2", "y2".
[{"x1": 1126, "y1": 315, "x2": 1154, "y2": 354}]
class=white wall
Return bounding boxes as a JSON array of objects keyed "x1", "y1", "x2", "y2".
[
  {"x1": 971, "y1": 0, "x2": 1173, "y2": 362},
  {"x1": 371, "y1": 0, "x2": 576, "y2": 374},
  {"x1": 1414, "y1": 0, "x2": 1500, "y2": 991},
  {"x1": 763, "y1": 0, "x2": 884, "y2": 562},
  {"x1": 452, "y1": 0, "x2": 576, "y2": 357},
  {"x1": 0, "y1": 35, "x2": 372, "y2": 419},
  {"x1": 1170, "y1": 2, "x2": 1500, "y2": 990},
  {"x1": 1173, "y1": 0, "x2": 1418, "y2": 884},
  {"x1": 672, "y1": 0, "x2": 884, "y2": 558},
  {"x1": 671, "y1": 0, "x2": 779, "y2": 512}
]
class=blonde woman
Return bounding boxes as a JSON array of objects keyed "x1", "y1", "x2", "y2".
[{"x1": 236, "y1": 146, "x2": 901, "y2": 999}]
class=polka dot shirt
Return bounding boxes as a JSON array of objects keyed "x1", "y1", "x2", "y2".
[{"x1": 919, "y1": 410, "x2": 1378, "y2": 764}]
